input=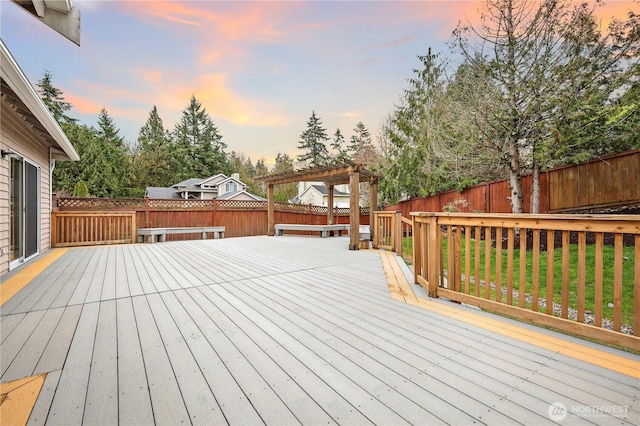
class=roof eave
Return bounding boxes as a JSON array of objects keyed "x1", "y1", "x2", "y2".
[{"x1": 1, "y1": 39, "x2": 79, "y2": 161}]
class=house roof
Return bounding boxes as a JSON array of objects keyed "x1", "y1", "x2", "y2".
[
  {"x1": 0, "y1": 39, "x2": 79, "y2": 161},
  {"x1": 199, "y1": 174, "x2": 227, "y2": 186},
  {"x1": 217, "y1": 190, "x2": 266, "y2": 201},
  {"x1": 310, "y1": 184, "x2": 349, "y2": 197},
  {"x1": 145, "y1": 187, "x2": 179, "y2": 199},
  {"x1": 172, "y1": 178, "x2": 203, "y2": 189},
  {"x1": 11, "y1": 0, "x2": 81, "y2": 45}
]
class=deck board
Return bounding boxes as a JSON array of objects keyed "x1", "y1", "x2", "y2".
[
  {"x1": 131, "y1": 295, "x2": 191, "y2": 424},
  {"x1": 83, "y1": 299, "x2": 118, "y2": 424},
  {"x1": 46, "y1": 302, "x2": 100, "y2": 425},
  {"x1": 0, "y1": 236, "x2": 637, "y2": 425},
  {"x1": 1, "y1": 308, "x2": 63, "y2": 382},
  {"x1": 115, "y1": 297, "x2": 154, "y2": 425},
  {"x1": 1, "y1": 312, "x2": 26, "y2": 343},
  {"x1": 160, "y1": 290, "x2": 267, "y2": 425}
]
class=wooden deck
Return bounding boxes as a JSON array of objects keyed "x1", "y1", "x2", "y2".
[{"x1": 1, "y1": 236, "x2": 638, "y2": 425}]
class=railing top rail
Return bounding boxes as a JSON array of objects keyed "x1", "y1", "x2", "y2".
[
  {"x1": 411, "y1": 212, "x2": 640, "y2": 234},
  {"x1": 410, "y1": 212, "x2": 640, "y2": 221},
  {"x1": 52, "y1": 211, "x2": 137, "y2": 216}
]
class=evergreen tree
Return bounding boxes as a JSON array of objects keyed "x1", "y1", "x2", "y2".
[
  {"x1": 52, "y1": 123, "x2": 97, "y2": 194},
  {"x1": 36, "y1": 70, "x2": 76, "y2": 125},
  {"x1": 172, "y1": 95, "x2": 230, "y2": 180},
  {"x1": 348, "y1": 122, "x2": 376, "y2": 165},
  {"x1": 331, "y1": 128, "x2": 350, "y2": 162},
  {"x1": 91, "y1": 109, "x2": 130, "y2": 197},
  {"x1": 132, "y1": 106, "x2": 173, "y2": 190},
  {"x1": 296, "y1": 111, "x2": 330, "y2": 167},
  {"x1": 381, "y1": 48, "x2": 445, "y2": 202},
  {"x1": 73, "y1": 180, "x2": 89, "y2": 197},
  {"x1": 273, "y1": 152, "x2": 297, "y2": 202}
]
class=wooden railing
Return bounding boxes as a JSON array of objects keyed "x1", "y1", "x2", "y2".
[
  {"x1": 411, "y1": 212, "x2": 639, "y2": 351},
  {"x1": 372, "y1": 211, "x2": 413, "y2": 261},
  {"x1": 51, "y1": 211, "x2": 136, "y2": 247}
]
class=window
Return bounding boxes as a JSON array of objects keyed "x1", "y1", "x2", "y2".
[{"x1": 225, "y1": 181, "x2": 237, "y2": 193}]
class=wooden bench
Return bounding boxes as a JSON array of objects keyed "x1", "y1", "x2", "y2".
[
  {"x1": 275, "y1": 224, "x2": 370, "y2": 239},
  {"x1": 137, "y1": 226, "x2": 225, "y2": 243}
]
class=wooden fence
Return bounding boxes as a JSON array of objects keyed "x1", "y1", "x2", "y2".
[
  {"x1": 51, "y1": 197, "x2": 371, "y2": 245},
  {"x1": 51, "y1": 211, "x2": 136, "y2": 247},
  {"x1": 372, "y1": 211, "x2": 413, "y2": 261},
  {"x1": 407, "y1": 212, "x2": 639, "y2": 351},
  {"x1": 387, "y1": 149, "x2": 640, "y2": 216}
]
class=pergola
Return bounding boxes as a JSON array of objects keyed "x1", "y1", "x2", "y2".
[{"x1": 256, "y1": 162, "x2": 379, "y2": 250}]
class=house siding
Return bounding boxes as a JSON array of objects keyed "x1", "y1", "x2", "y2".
[{"x1": 0, "y1": 104, "x2": 52, "y2": 275}]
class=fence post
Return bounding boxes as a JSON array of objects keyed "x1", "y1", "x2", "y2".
[
  {"x1": 131, "y1": 211, "x2": 137, "y2": 244},
  {"x1": 144, "y1": 197, "x2": 150, "y2": 228}
]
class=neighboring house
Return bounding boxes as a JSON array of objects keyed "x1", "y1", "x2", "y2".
[
  {"x1": 146, "y1": 173, "x2": 265, "y2": 201},
  {"x1": 1, "y1": 39, "x2": 79, "y2": 273},
  {"x1": 291, "y1": 182, "x2": 353, "y2": 208}
]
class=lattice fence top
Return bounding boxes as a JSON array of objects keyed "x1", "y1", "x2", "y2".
[
  {"x1": 57, "y1": 197, "x2": 146, "y2": 210},
  {"x1": 217, "y1": 200, "x2": 267, "y2": 210},
  {"x1": 147, "y1": 199, "x2": 215, "y2": 209}
]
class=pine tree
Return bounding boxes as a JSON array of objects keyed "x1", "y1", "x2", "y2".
[
  {"x1": 296, "y1": 111, "x2": 330, "y2": 167},
  {"x1": 132, "y1": 106, "x2": 173, "y2": 190},
  {"x1": 273, "y1": 152, "x2": 297, "y2": 202},
  {"x1": 36, "y1": 70, "x2": 75, "y2": 125},
  {"x1": 348, "y1": 122, "x2": 376, "y2": 165},
  {"x1": 172, "y1": 95, "x2": 230, "y2": 180},
  {"x1": 331, "y1": 128, "x2": 350, "y2": 162},
  {"x1": 91, "y1": 109, "x2": 130, "y2": 197}
]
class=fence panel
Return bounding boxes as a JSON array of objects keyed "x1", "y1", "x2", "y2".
[
  {"x1": 386, "y1": 149, "x2": 639, "y2": 215},
  {"x1": 51, "y1": 211, "x2": 136, "y2": 247}
]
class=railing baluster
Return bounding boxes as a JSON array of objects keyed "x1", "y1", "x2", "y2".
[
  {"x1": 464, "y1": 225, "x2": 471, "y2": 295},
  {"x1": 577, "y1": 231, "x2": 586, "y2": 323},
  {"x1": 614, "y1": 233, "x2": 623, "y2": 332},
  {"x1": 475, "y1": 226, "x2": 481, "y2": 298},
  {"x1": 594, "y1": 232, "x2": 604, "y2": 327},
  {"x1": 519, "y1": 229, "x2": 527, "y2": 309},
  {"x1": 561, "y1": 230, "x2": 570, "y2": 319},
  {"x1": 485, "y1": 226, "x2": 492, "y2": 299},
  {"x1": 546, "y1": 230, "x2": 555, "y2": 315},
  {"x1": 532, "y1": 229, "x2": 540, "y2": 312},
  {"x1": 496, "y1": 227, "x2": 503, "y2": 303},
  {"x1": 507, "y1": 228, "x2": 514, "y2": 305}
]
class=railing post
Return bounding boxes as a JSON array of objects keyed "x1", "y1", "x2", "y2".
[
  {"x1": 394, "y1": 211, "x2": 402, "y2": 256},
  {"x1": 412, "y1": 215, "x2": 420, "y2": 285},
  {"x1": 372, "y1": 212, "x2": 378, "y2": 249},
  {"x1": 427, "y1": 214, "x2": 440, "y2": 298}
]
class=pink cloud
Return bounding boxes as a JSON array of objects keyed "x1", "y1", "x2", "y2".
[{"x1": 369, "y1": 36, "x2": 412, "y2": 50}]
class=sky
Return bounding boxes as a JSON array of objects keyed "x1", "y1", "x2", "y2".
[{"x1": 1, "y1": 0, "x2": 634, "y2": 167}]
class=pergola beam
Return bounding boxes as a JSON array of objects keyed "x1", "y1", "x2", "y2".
[{"x1": 256, "y1": 161, "x2": 379, "y2": 250}]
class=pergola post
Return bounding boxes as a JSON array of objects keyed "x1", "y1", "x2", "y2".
[
  {"x1": 369, "y1": 180, "x2": 377, "y2": 242},
  {"x1": 349, "y1": 169, "x2": 360, "y2": 250},
  {"x1": 327, "y1": 183, "x2": 334, "y2": 225},
  {"x1": 267, "y1": 184, "x2": 275, "y2": 236}
]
